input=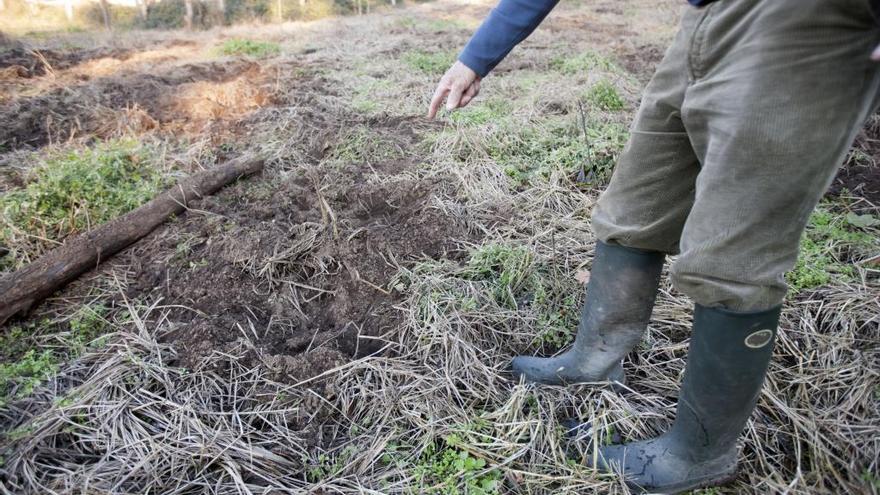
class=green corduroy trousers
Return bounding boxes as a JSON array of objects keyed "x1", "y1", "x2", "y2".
[{"x1": 592, "y1": 0, "x2": 880, "y2": 311}]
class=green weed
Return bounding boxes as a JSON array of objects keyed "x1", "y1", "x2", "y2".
[
  {"x1": 424, "y1": 19, "x2": 470, "y2": 32},
  {"x1": 397, "y1": 242, "x2": 580, "y2": 350},
  {"x1": 550, "y1": 50, "x2": 617, "y2": 75},
  {"x1": 585, "y1": 80, "x2": 625, "y2": 111},
  {"x1": 464, "y1": 243, "x2": 534, "y2": 308},
  {"x1": 489, "y1": 117, "x2": 628, "y2": 186},
  {"x1": 403, "y1": 50, "x2": 456, "y2": 75},
  {"x1": 216, "y1": 39, "x2": 281, "y2": 58},
  {"x1": 304, "y1": 446, "x2": 358, "y2": 482},
  {"x1": 393, "y1": 16, "x2": 417, "y2": 29},
  {"x1": 0, "y1": 304, "x2": 111, "y2": 406},
  {"x1": 461, "y1": 243, "x2": 578, "y2": 348},
  {"x1": 861, "y1": 470, "x2": 880, "y2": 491},
  {"x1": 67, "y1": 303, "x2": 111, "y2": 354},
  {"x1": 788, "y1": 207, "x2": 877, "y2": 291},
  {"x1": 0, "y1": 323, "x2": 44, "y2": 363},
  {"x1": 412, "y1": 435, "x2": 501, "y2": 495},
  {"x1": 0, "y1": 350, "x2": 59, "y2": 406},
  {"x1": 450, "y1": 98, "x2": 511, "y2": 126},
  {"x1": 328, "y1": 126, "x2": 402, "y2": 163},
  {"x1": 0, "y1": 139, "x2": 168, "y2": 269},
  {"x1": 351, "y1": 77, "x2": 393, "y2": 114}
]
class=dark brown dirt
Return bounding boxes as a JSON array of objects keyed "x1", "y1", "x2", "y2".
[
  {"x1": 118, "y1": 116, "x2": 468, "y2": 383},
  {"x1": 0, "y1": 40, "x2": 197, "y2": 79},
  {"x1": 0, "y1": 57, "x2": 273, "y2": 150},
  {"x1": 0, "y1": 46, "x2": 135, "y2": 78},
  {"x1": 617, "y1": 43, "x2": 667, "y2": 82},
  {"x1": 828, "y1": 117, "x2": 880, "y2": 206}
]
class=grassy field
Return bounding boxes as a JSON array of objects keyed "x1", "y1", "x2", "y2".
[{"x1": 1, "y1": 0, "x2": 879, "y2": 493}]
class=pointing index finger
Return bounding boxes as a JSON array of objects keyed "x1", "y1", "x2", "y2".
[{"x1": 427, "y1": 84, "x2": 449, "y2": 119}]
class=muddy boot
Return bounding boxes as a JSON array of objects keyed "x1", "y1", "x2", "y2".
[
  {"x1": 511, "y1": 241, "x2": 664, "y2": 385},
  {"x1": 591, "y1": 304, "x2": 781, "y2": 494}
]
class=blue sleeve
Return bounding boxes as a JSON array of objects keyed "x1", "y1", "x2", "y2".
[{"x1": 458, "y1": 0, "x2": 560, "y2": 78}]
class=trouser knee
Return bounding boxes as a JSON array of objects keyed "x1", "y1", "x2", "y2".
[{"x1": 669, "y1": 252, "x2": 789, "y2": 312}]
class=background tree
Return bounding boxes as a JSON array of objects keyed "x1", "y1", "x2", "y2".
[
  {"x1": 64, "y1": 0, "x2": 74, "y2": 21},
  {"x1": 98, "y1": 0, "x2": 111, "y2": 29},
  {"x1": 184, "y1": 0, "x2": 193, "y2": 29}
]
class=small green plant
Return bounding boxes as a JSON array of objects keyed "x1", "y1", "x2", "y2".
[
  {"x1": 788, "y1": 207, "x2": 877, "y2": 291},
  {"x1": 0, "y1": 349, "x2": 59, "y2": 406},
  {"x1": 550, "y1": 50, "x2": 617, "y2": 75},
  {"x1": 464, "y1": 243, "x2": 534, "y2": 308},
  {"x1": 351, "y1": 77, "x2": 393, "y2": 114},
  {"x1": 403, "y1": 50, "x2": 456, "y2": 75},
  {"x1": 304, "y1": 445, "x2": 358, "y2": 482},
  {"x1": 489, "y1": 118, "x2": 628, "y2": 186},
  {"x1": 450, "y1": 98, "x2": 511, "y2": 126},
  {"x1": 0, "y1": 139, "x2": 167, "y2": 268},
  {"x1": 463, "y1": 243, "x2": 578, "y2": 348},
  {"x1": 216, "y1": 39, "x2": 280, "y2": 58},
  {"x1": 424, "y1": 19, "x2": 469, "y2": 31},
  {"x1": 0, "y1": 323, "x2": 44, "y2": 363},
  {"x1": 861, "y1": 470, "x2": 880, "y2": 491},
  {"x1": 67, "y1": 304, "x2": 111, "y2": 354},
  {"x1": 0, "y1": 303, "x2": 111, "y2": 406},
  {"x1": 412, "y1": 436, "x2": 501, "y2": 495},
  {"x1": 397, "y1": 241, "x2": 582, "y2": 359},
  {"x1": 585, "y1": 80, "x2": 625, "y2": 111},
  {"x1": 328, "y1": 126, "x2": 402, "y2": 163}
]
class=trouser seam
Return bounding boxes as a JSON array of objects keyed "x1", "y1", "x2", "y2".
[{"x1": 687, "y1": 4, "x2": 716, "y2": 82}]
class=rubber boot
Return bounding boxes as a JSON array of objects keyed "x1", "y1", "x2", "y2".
[
  {"x1": 511, "y1": 241, "x2": 664, "y2": 385},
  {"x1": 591, "y1": 304, "x2": 782, "y2": 494}
]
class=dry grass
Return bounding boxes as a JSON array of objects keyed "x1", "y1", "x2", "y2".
[{"x1": 1, "y1": 0, "x2": 878, "y2": 494}]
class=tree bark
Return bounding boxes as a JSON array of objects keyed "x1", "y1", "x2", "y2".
[
  {"x1": 139, "y1": 0, "x2": 148, "y2": 21},
  {"x1": 99, "y1": 0, "x2": 111, "y2": 29},
  {"x1": 0, "y1": 156, "x2": 264, "y2": 327},
  {"x1": 184, "y1": 0, "x2": 194, "y2": 30},
  {"x1": 216, "y1": 0, "x2": 225, "y2": 24}
]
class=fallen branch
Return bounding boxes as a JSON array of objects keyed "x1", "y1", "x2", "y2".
[{"x1": 0, "y1": 155, "x2": 264, "y2": 326}]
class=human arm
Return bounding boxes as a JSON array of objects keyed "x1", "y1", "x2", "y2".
[{"x1": 427, "y1": 0, "x2": 560, "y2": 118}]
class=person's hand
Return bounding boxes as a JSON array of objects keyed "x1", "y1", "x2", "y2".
[
  {"x1": 427, "y1": 61, "x2": 481, "y2": 118},
  {"x1": 873, "y1": 44, "x2": 880, "y2": 61}
]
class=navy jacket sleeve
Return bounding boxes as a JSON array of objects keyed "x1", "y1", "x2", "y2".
[{"x1": 458, "y1": 0, "x2": 560, "y2": 78}]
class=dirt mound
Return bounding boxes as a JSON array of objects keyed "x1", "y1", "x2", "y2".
[
  {"x1": 122, "y1": 117, "x2": 466, "y2": 382},
  {"x1": 0, "y1": 46, "x2": 136, "y2": 78},
  {"x1": 0, "y1": 58, "x2": 272, "y2": 149}
]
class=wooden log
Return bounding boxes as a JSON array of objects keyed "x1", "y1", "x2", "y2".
[{"x1": 0, "y1": 155, "x2": 264, "y2": 326}]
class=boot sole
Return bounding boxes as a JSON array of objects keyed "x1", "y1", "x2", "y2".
[
  {"x1": 511, "y1": 361, "x2": 626, "y2": 387},
  {"x1": 628, "y1": 468, "x2": 737, "y2": 494}
]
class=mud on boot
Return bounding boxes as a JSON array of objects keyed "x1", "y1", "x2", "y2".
[
  {"x1": 588, "y1": 304, "x2": 782, "y2": 494},
  {"x1": 511, "y1": 241, "x2": 664, "y2": 385}
]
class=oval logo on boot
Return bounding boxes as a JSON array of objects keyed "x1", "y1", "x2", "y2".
[{"x1": 744, "y1": 329, "x2": 774, "y2": 349}]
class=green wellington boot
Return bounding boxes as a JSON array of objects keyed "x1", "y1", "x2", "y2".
[
  {"x1": 590, "y1": 304, "x2": 782, "y2": 494},
  {"x1": 511, "y1": 241, "x2": 664, "y2": 385}
]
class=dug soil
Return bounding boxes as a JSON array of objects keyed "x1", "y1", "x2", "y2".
[
  {"x1": 828, "y1": 117, "x2": 880, "y2": 206},
  {"x1": 0, "y1": 36, "x2": 472, "y2": 386},
  {"x1": 0, "y1": 49, "x2": 271, "y2": 149},
  {"x1": 118, "y1": 116, "x2": 468, "y2": 383}
]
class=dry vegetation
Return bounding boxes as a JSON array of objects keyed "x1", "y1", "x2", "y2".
[{"x1": 1, "y1": 0, "x2": 879, "y2": 493}]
